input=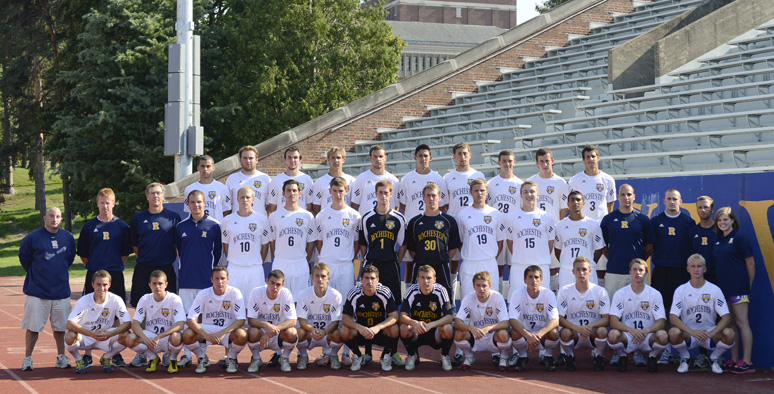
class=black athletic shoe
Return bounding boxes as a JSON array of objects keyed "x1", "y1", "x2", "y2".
[
  {"x1": 513, "y1": 357, "x2": 528, "y2": 372},
  {"x1": 83, "y1": 355, "x2": 93, "y2": 368},
  {"x1": 647, "y1": 356, "x2": 658, "y2": 373},
  {"x1": 217, "y1": 357, "x2": 228, "y2": 369},
  {"x1": 617, "y1": 356, "x2": 628, "y2": 372},
  {"x1": 267, "y1": 354, "x2": 281, "y2": 367},
  {"x1": 555, "y1": 353, "x2": 567, "y2": 367},
  {"x1": 451, "y1": 354, "x2": 464, "y2": 367},
  {"x1": 593, "y1": 355, "x2": 605, "y2": 372},
  {"x1": 565, "y1": 355, "x2": 576, "y2": 372},
  {"x1": 491, "y1": 354, "x2": 501, "y2": 366},
  {"x1": 112, "y1": 354, "x2": 126, "y2": 367},
  {"x1": 544, "y1": 356, "x2": 556, "y2": 372}
]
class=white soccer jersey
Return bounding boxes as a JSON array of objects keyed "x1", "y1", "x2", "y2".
[
  {"x1": 527, "y1": 173, "x2": 569, "y2": 222},
  {"x1": 316, "y1": 206, "x2": 361, "y2": 264},
  {"x1": 268, "y1": 172, "x2": 314, "y2": 208},
  {"x1": 133, "y1": 292, "x2": 186, "y2": 334},
  {"x1": 611, "y1": 285, "x2": 665, "y2": 330},
  {"x1": 456, "y1": 290, "x2": 509, "y2": 329},
  {"x1": 509, "y1": 286, "x2": 559, "y2": 333},
  {"x1": 670, "y1": 281, "x2": 729, "y2": 332},
  {"x1": 270, "y1": 207, "x2": 317, "y2": 260},
  {"x1": 506, "y1": 208, "x2": 556, "y2": 267},
  {"x1": 296, "y1": 286, "x2": 343, "y2": 330},
  {"x1": 247, "y1": 286, "x2": 297, "y2": 324},
  {"x1": 554, "y1": 216, "x2": 604, "y2": 268},
  {"x1": 184, "y1": 181, "x2": 231, "y2": 223},
  {"x1": 568, "y1": 171, "x2": 616, "y2": 222},
  {"x1": 557, "y1": 283, "x2": 610, "y2": 326},
  {"x1": 188, "y1": 286, "x2": 246, "y2": 327},
  {"x1": 457, "y1": 205, "x2": 505, "y2": 261},
  {"x1": 486, "y1": 175, "x2": 523, "y2": 215},
  {"x1": 444, "y1": 169, "x2": 486, "y2": 218},
  {"x1": 68, "y1": 292, "x2": 130, "y2": 332},
  {"x1": 350, "y1": 170, "x2": 400, "y2": 215},
  {"x1": 225, "y1": 171, "x2": 271, "y2": 217},
  {"x1": 398, "y1": 170, "x2": 448, "y2": 221},
  {"x1": 222, "y1": 211, "x2": 270, "y2": 267},
  {"x1": 311, "y1": 173, "x2": 356, "y2": 209}
]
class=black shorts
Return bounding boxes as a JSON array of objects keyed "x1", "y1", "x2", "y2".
[
  {"x1": 352, "y1": 330, "x2": 393, "y2": 348},
  {"x1": 411, "y1": 328, "x2": 442, "y2": 350},
  {"x1": 411, "y1": 263, "x2": 452, "y2": 301},
  {"x1": 365, "y1": 260, "x2": 401, "y2": 303},
  {"x1": 84, "y1": 270, "x2": 126, "y2": 302},
  {"x1": 652, "y1": 266, "x2": 689, "y2": 315},
  {"x1": 130, "y1": 262, "x2": 177, "y2": 307}
]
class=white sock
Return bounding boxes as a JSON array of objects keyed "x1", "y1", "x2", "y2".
[
  {"x1": 710, "y1": 341, "x2": 734, "y2": 362},
  {"x1": 248, "y1": 341, "x2": 261, "y2": 358},
  {"x1": 550, "y1": 274, "x2": 559, "y2": 292},
  {"x1": 672, "y1": 341, "x2": 690, "y2": 359},
  {"x1": 330, "y1": 341, "x2": 343, "y2": 358},
  {"x1": 66, "y1": 344, "x2": 81, "y2": 361},
  {"x1": 545, "y1": 339, "x2": 559, "y2": 355},
  {"x1": 454, "y1": 339, "x2": 473, "y2": 358},
  {"x1": 185, "y1": 343, "x2": 206, "y2": 360},
  {"x1": 104, "y1": 343, "x2": 126, "y2": 359},
  {"x1": 282, "y1": 339, "x2": 297, "y2": 359},
  {"x1": 228, "y1": 343, "x2": 244, "y2": 359},
  {"x1": 512, "y1": 337, "x2": 527, "y2": 358},
  {"x1": 296, "y1": 340, "x2": 309, "y2": 357},
  {"x1": 560, "y1": 340, "x2": 575, "y2": 357},
  {"x1": 649, "y1": 342, "x2": 667, "y2": 358},
  {"x1": 496, "y1": 338, "x2": 512, "y2": 359},
  {"x1": 608, "y1": 341, "x2": 625, "y2": 356},
  {"x1": 594, "y1": 338, "x2": 608, "y2": 357}
]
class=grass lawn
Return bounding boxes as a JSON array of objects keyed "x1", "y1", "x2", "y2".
[{"x1": 0, "y1": 167, "x2": 136, "y2": 278}]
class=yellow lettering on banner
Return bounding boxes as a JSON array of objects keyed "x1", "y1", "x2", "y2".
[
  {"x1": 682, "y1": 203, "x2": 699, "y2": 223},
  {"x1": 738, "y1": 200, "x2": 774, "y2": 297},
  {"x1": 632, "y1": 203, "x2": 658, "y2": 218}
]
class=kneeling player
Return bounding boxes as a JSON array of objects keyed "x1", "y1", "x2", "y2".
[
  {"x1": 296, "y1": 263, "x2": 344, "y2": 370},
  {"x1": 125, "y1": 270, "x2": 186, "y2": 373},
  {"x1": 246, "y1": 270, "x2": 298, "y2": 373},
  {"x1": 65, "y1": 270, "x2": 131, "y2": 373},
  {"x1": 182, "y1": 267, "x2": 247, "y2": 374},
  {"x1": 607, "y1": 259, "x2": 668, "y2": 372},
  {"x1": 509, "y1": 265, "x2": 560, "y2": 372},
  {"x1": 557, "y1": 257, "x2": 610, "y2": 371},
  {"x1": 453, "y1": 271, "x2": 512, "y2": 371},
  {"x1": 340, "y1": 264, "x2": 400, "y2": 371},
  {"x1": 669, "y1": 254, "x2": 735, "y2": 374},
  {"x1": 399, "y1": 265, "x2": 455, "y2": 371}
]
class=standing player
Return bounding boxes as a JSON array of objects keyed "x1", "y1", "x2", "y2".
[
  {"x1": 509, "y1": 265, "x2": 560, "y2": 372},
  {"x1": 340, "y1": 265, "x2": 401, "y2": 371},
  {"x1": 554, "y1": 191, "x2": 604, "y2": 288},
  {"x1": 295, "y1": 263, "x2": 344, "y2": 370},
  {"x1": 315, "y1": 177, "x2": 362, "y2": 297},
  {"x1": 246, "y1": 270, "x2": 298, "y2": 373},
  {"x1": 668, "y1": 254, "x2": 735, "y2": 374},
  {"x1": 486, "y1": 150, "x2": 522, "y2": 290},
  {"x1": 350, "y1": 145, "x2": 400, "y2": 216},
  {"x1": 568, "y1": 145, "x2": 616, "y2": 222},
  {"x1": 225, "y1": 145, "x2": 271, "y2": 218},
  {"x1": 453, "y1": 271, "x2": 512, "y2": 371},
  {"x1": 183, "y1": 155, "x2": 230, "y2": 223},
  {"x1": 506, "y1": 181, "x2": 556, "y2": 292},
  {"x1": 399, "y1": 265, "x2": 455, "y2": 371},
  {"x1": 557, "y1": 257, "x2": 610, "y2": 371},
  {"x1": 125, "y1": 270, "x2": 186, "y2": 373},
  {"x1": 182, "y1": 266, "x2": 247, "y2": 374},
  {"x1": 269, "y1": 180, "x2": 317, "y2": 299},
  {"x1": 688, "y1": 196, "x2": 717, "y2": 284},
  {"x1": 607, "y1": 259, "x2": 669, "y2": 373},
  {"x1": 65, "y1": 271, "x2": 131, "y2": 374},
  {"x1": 405, "y1": 184, "x2": 461, "y2": 299},
  {"x1": 267, "y1": 146, "x2": 314, "y2": 214},
  {"x1": 311, "y1": 147, "x2": 356, "y2": 215}
]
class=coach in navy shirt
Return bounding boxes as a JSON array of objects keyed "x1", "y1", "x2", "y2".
[{"x1": 19, "y1": 207, "x2": 76, "y2": 371}]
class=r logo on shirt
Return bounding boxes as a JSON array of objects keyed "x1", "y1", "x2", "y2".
[
  {"x1": 621, "y1": 221, "x2": 629, "y2": 229},
  {"x1": 103, "y1": 231, "x2": 110, "y2": 240},
  {"x1": 51, "y1": 240, "x2": 59, "y2": 249},
  {"x1": 668, "y1": 227, "x2": 675, "y2": 236},
  {"x1": 201, "y1": 231, "x2": 207, "y2": 238},
  {"x1": 152, "y1": 222, "x2": 160, "y2": 230}
]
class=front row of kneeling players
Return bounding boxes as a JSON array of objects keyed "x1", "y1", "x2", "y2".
[{"x1": 64, "y1": 255, "x2": 734, "y2": 375}]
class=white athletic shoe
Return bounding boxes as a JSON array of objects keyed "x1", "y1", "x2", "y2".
[
  {"x1": 711, "y1": 360, "x2": 723, "y2": 374},
  {"x1": 340, "y1": 353, "x2": 352, "y2": 367},
  {"x1": 350, "y1": 355, "x2": 362, "y2": 372},
  {"x1": 657, "y1": 351, "x2": 672, "y2": 365},
  {"x1": 247, "y1": 357, "x2": 262, "y2": 373},
  {"x1": 297, "y1": 355, "x2": 308, "y2": 370},
  {"x1": 677, "y1": 359, "x2": 690, "y2": 373},
  {"x1": 226, "y1": 358, "x2": 238, "y2": 374},
  {"x1": 609, "y1": 353, "x2": 621, "y2": 366},
  {"x1": 441, "y1": 355, "x2": 452, "y2": 371},
  {"x1": 330, "y1": 355, "x2": 341, "y2": 370},
  {"x1": 22, "y1": 356, "x2": 33, "y2": 371},
  {"x1": 130, "y1": 353, "x2": 148, "y2": 367},
  {"x1": 195, "y1": 357, "x2": 208, "y2": 374},
  {"x1": 405, "y1": 354, "x2": 417, "y2": 371},
  {"x1": 279, "y1": 356, "x2": 291, "y2": 372},
  {"x1": 381, "y1": 354, "x2": 393, "y2": 372},
  {"x1": 178, "y1": 355, "x2": 192, "y2": 368},
  {"x1": 56, "y1": 354, "x2": 72, "y2": 369}
]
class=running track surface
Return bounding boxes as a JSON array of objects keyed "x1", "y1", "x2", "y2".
[{"x1": 0, "y1": 275, "x2": 770, "y2": 394}]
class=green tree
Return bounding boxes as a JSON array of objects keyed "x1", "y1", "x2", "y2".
[{"x1": 536, "y1": 0, "x2": 572, "y2": 13}]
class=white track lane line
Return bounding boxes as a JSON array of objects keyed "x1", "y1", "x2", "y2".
[
  {"x1": 0, "y1": 360, "x2": 40, "y2": 394},
  {"x1": 356, "y1": 369, "x2": 445, "y2": 394},
  {"x1": 473, "y1": 369, "x2": 586, "y2": 394},
  {"x1": 118, "y1": 367, "x2": 176, "y2": 394},
  {"x1": 243, "y1": 371, "x2": 309, "y2": 393}
]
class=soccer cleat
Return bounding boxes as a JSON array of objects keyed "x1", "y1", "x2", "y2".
[
  {"x1": 593, "y1": 355, "x2": 605, "y2": 372},
  {"x1": 609, "y1": 353, "x2": 620, "y2": 366},
  {"x1": 22, "y1": 356, "x2": 33, "y2": 371},
  {"x1": 555, "y1": 353, "x2": 567, "y2": 367},
  {"x1": 267, "y1": 353, "x2": 281, "y2": 367},
  {"x1": 391, "y1": 353, "x2": 405, "y2": 367},
  {"x1": 617, "y1": 356, "x2": 628, "y2": 372},
  {"x1": 565, "y1": 355, "x2": 577, "y2": 372},
  {"x1": 693, "y1": 353, "x2": 710, "y2": 369},
  {"x1": 130, "y1": 353, "x2": 148, "y2": 367},
  {"x1": 451, "y1": 353, "x2": 464, "y2": 367},
  {"x1": 657, "y1": 351, "x2": 671, "y2": 366},
  {"x1": 362, "y1": 354, "x2": 373, "y2": 366},
  {"x1": 217, "y1": 356, "x2": 228, "y2": 369},
  {"x1": 112, "y1": 353, "x2": 126, "y2": 367},
  {"x1": 297, "y1": 355, "x2": 308, "y2": 370},
  {"x1": 280, "y1": 356, "x2": 291, "y2": 372},
  {"x1": 315, "y1": 354, "x2": 331, "y2": 367},
  {"x1": 330, "y1": 355, "x2": 341, "y2": 370},
  {"x1": 76, "y1": 359, "x2": 87, "y2": 374},
  {"x1": 508, "y1": 354, "x2": 519, "y2": 367},
  {"x1": 226, "y1": 358, "x2": 238, "y2": 374},
  {"x1": 195, "y1": 357, "x2": 208, "y2": 374},
  {"x1": 247, "y1": 357, "x2": 262, "y2": 373},
  {"x1": 730, "y1": 361, "x2": 756, "y2": 374},
  {"x1": 498, "y1": 355, "x2": 508, "y2": 372},
  {"x1": 544, "y1": 356, "x2": 556, "y2": 372},
  {"x1": 460, "y1": 356, "x2": 475, "y2": 371},
  {"x1": 633, "y1": 351, "x2": 647, "y2": 367},
  {"x1": 677, "y1": 358, "x2": 690, "y2": 373},
  {"x1": 647, "y1": 356, "x2": 658, "y2": 373},
  {"x1": 177, "y1": 355, "x2": 192, "y2": 368},
  {"x1": 167, "y1": 360, "x2": 178, "y2": 374},
  {"x1": 160, "y1": 353, "x2": 171, "y2": 367},
  {"x1": 340, "y1": 353, "x2": 352, "y2": 367},
  {"x1": 513, "y1": 357, "x2": 527, "y2": 372},
  {"x1": 146, "y1": 356, "x2": 160, "y2": 373},
  {"x1": 710, "y1": 360, "x2": 723, "y2": 374},
  {"x1": 405, "y1": 354, "x2": 417, "y2": 371},
  {"x1": 350, "y1": 355, "x2": 362, "y2": 372},
  {"x1": 56, "y1": 354, "x2": 72, "y2": 369},
  {"x1": 82, "y1": 354, "x2": 93, "y2": 368},
  {"x1": 441, "y1": 355, "x2": 452, "y2": 371},
  {"x1": 102, "y1": 356, "x2": 113, "y2": 373},
  {"x1": 381, "y1": 354, "x2": 393, "y2": 371},
  {"x1": 491, "y1": 354, "x2": 501, "y2": 366}
]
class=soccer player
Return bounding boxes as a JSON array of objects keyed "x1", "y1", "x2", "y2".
[
  {"x1": 125, "y1": 270, "x2": 186, "y2": 373},
  {"x1": 182, "y1": 266, "x2": 247, "y2": 374},
  {"x1": 668, "y1": 254, "x2": 735, "y2": 374},
  {"x1": 554, "y1": 190, "x2": 604, "y2": 288},
  {"x1": 225, "y1": 145, "x2": 271, "y2": 217},
  {"x1": 688, "y1": 196, "x2": 717, "y2": 284},
  {"x1": 296, "y1": 263, "x2": 344, "y2": 369},
  {"x1": 19, "y1": 207, "x2": 76, "y2": 371},
  {"x1": 557, "y1": 257, "x2": 610, "y2": 371},
  {"x1": 406, "y1": 184, "x2": 461, "y2": 299},
  {"x1": 486, "y1": 150, "x2": 522, "y2": 290},
  {"x1": 568, "y1": 145, "x2": 616, "y2": 222},
  {"x1": 607, "y1": 259, "x2": 669, "y2": 373},
  {"x1": 315, "y1": 176, "x2": 362, "y2": 297},
  {"x1": 77, "y1": 188, "x2": 132, "y2": 301},
  {"x1": 399, "y1": 265, "x2": 455, "y2": 371},
  {"x1": 268, "y1": 146, "x2": 314, "y2": 213},
  {"x1": 457, "y1": 179, "x2": 505, "y2": 297},
  {"x1": 269, "y1": 179, "x2": 317, "y2": 299},
  {"x1": 399, "y1": 144, "x2": 448, "y2": 220},
  {"x1": 246, "y1": 270, "x2": 298, "y2": 373},
  {"x1": 509, "y1": 265, "x2": 560, "y2": 372},
  {"x1": 505, "y1": 181, "x2": 555, "y2": 292},
  {"x1": 65, "y1": 270, "x2": 131, "y2": 374},
  {"x1": 340, "y1": 265, "x2": 400, "y2": 371},
  {"x1": 183, "y1": 155, "x2": 230, "y2": 223},
  {"x1": 311, "y1": 147, "x2": 356, "y2": 215},
  {"x1": 222, "y1": 186, "x2": 270, "y2": 303},
  {"x1": 453, "y1": 271, "x2": 511, "y2": 371},
  {"x1": 350, "y1": 145, "x2": 400, "y2": 216}
]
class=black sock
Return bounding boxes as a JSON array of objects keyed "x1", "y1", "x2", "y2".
[
  {"x1": 401, "y1": 336, "x2": 416, "y2": 356},
  {"x1": 441, "y1": 337, "x2": 453, "y2": 356},
  {"x1": 365, "y1": 343, "x2": 372, "y2": 356},
  {"x1": 384, "y1": 336, "x2": 398, "y2": 356},
  {"x1": 346, "y1": 340, "x2": 362, "y2": 357}
]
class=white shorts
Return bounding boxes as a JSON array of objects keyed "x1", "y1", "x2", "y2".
[
  {"x1": 471, "y1": 332, "x2": 500, "y2": 353},
  {"x1": 306, "y1": 337, "x2": 329, "y2": 350},
  {"x1": 252, "y1": 330, "x2": 282, "y2": 351},
  {"x1": 596, "y1": 255, "x2": 607, "y2": 271},
  {"x1": 197, "y1": 323, "x2": 235, "y2": 347},
  {"x1": 460, "y1": 258, "x2": 498, "y2": 300},
  {"x1": 138, "y1": 329, "x2": 179, "y2": 353},
  {"x1": 558, "y1": 266, "x2": 598, "y2": 288},
  {"x1": 327, "y1": 261, "x2": 355, "y2": 298},
  {"x1": 509, "y1": 264, "x2": 549, "y2": 293},
  {"x1": 22, "y1": 296, "x2": 71, "y2": 332},
  {"x1": 686, "y1": 335, "x2": 713, "y2": 350},
  {"x1": 624, "y1": 332, "x2": 653, "y2": 354},
  {"x1": 228, "y1": 264, "x2": 265, "y2": 304},
  {"x1": 549, "y1": 253, "x2": 560, "y2": 270},
  {"x1": 272, "y1": 258, "x2": 310, "y2": 301},
  {"x1": 179, "y1": 288, "x2": 203, "y2": 317},
  {"x1": 71, "y1": 334, "x2": 120, "y2": 352},
  {"x1": 497, "y1": 247, "x2": 511, "y2": 267}
]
